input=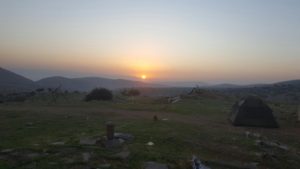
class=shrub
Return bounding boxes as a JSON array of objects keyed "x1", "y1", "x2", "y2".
[
  {"x1": 85, "y1": 88, "x2": 113, "y2": 101},
  {"x1": 121, "y1": 88, "x2": 140, "y2": 97}
]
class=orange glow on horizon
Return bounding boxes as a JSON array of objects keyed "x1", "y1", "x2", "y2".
[{"x1": 141, "y1": 74, "x2": 147, "y2": 80}]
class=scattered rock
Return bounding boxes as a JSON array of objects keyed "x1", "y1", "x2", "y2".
[
  {"x1": 1, "y1": 149, "x2": 14, "y2": 153},
  {"x1": 168, "y1": 96, "x2": 181, "y2": 104},
  {"x1": 82, "y1": 152, "x2": 91, "y2": 162},
  {"x1": 51, "y1": 141, "x2": 65, "y2": 146},
  {"x1": 118, "y1": 138, "x2": 125, "y2": 144},
  {"x1": 26, "y1": 122, "x2": 34, "y2": 126},
  {"x1": 144, "y1": 162, "x2": 168, "y2": 169},
  {"x1": 192, "y1": 156, "x2": 210, "y2": 169},
  {"x1": 146, "y1": 142, "x2": 154, "y2": 146},
  {"x1": 278, "y1": 144, "x2": 289, "y2": 151},
  {"x1": 245, "y1": 131, "x2": 261, "y2": 139},
  {"x1": 104, "y1": 139, "x2": 123, "y2": 148},
  {"x1": 255, "y1": 139, "x2": 289, "y2": 151},
  {"x1": 245, "y1": 131, "x2": 250, "y2": 138},
  {"x1": 114, "y1": 133, "x2": 134, "y2": 142},
  {"x1": 26, "y1": 153, "x2": 43, "y2": 159},
  {"x1": 113, "y1": 150, "x2": 130, "y2": 160}
]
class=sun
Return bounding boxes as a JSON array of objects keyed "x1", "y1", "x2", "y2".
[{"x1": 141, "y1": 74, "x2": 147, "y2": 80}]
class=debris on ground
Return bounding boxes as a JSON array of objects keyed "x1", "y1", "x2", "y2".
[
  {"x1": 255, "y1": 139, "x2": 289, "y2": 151},
  {"x1": 82, "y1": 152, "x2": 91, "y2": 162},
  {"x1": 245, "y1": 131, "x2": 262, "y2": 139},
  {"x1": 113, "y1": 149, "x2": 131, "y2": 160},
  {"x1": 168, "y1": 96, "x2": 181, "y2": 104},
  {"x1": 192, "y1": 156, "x2": 210, "y2": 169},
  {"x1": 114, "y1": 132, "x2": 134, "y2": 142}
]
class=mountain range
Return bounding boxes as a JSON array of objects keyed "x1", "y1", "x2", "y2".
[
  {"x1": 0, "y1": 67, "x2": 299, "y2": 93},
  {"x1": 0, "y1": 67, "x2": 163, "y2": 93}
]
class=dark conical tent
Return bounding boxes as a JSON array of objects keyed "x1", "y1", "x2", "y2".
[{"x1": 230, "y1": 96, "x2": 278, "y2": 128}]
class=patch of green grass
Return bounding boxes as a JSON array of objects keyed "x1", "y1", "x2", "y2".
[{"x1": 1, "y1": 96, "x2": 300, "y2": 169}]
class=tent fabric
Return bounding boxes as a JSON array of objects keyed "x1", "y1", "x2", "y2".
[{"x1": 230, "y1": 96, "x2": 278, "y2": 128}]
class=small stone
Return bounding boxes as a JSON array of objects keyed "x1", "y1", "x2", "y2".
[
  {"x1": 104, "y1": 139, "x2": 122, "y2": 148},
  {"x1": 146, "y1": 142, "x2": 154, "y2": 146},
  {"x1": 118, "y1": 138, "x2": 125, "y2": 144},
  {"x1": 192, "y1": 156, "x2": 210, "y2": 169},
  {"x1": 278, "y1": 144, "x2": 289, "y2": 151},
  {"x1": 114, "y1": 150, "x2": 130, "y2": 160},
  {"x1": 51, "y1": 141, "x2": 65, "y2": 145},
  {"x1": 82, "y1": 152, "x2": 91, "y2": 162},
  {"x1": 114, "y1": 133, "x2": 134, "y2": 142},
  {"x1": 1, "y1": 149, "x2": 14, "y2": 153},
  {"x1": 26, "y1": 122, "x2": 34, "y2": 126},
  {"x1": 245, "y1": 131, "x2": 250, "y2": 138},
  {"x1": 144, "y1": 162, "x2": 168, "y2": 169},
  {"x1": 253, "y1": 133, "x2": 261, "y2": 138}
]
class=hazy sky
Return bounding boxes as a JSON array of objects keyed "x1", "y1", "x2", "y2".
[{"x1": 1, "y1": 0, "x2": 300, "y2": 84}]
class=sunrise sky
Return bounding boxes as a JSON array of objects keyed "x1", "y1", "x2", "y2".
[{"x1": 1, "y1": 0, "x2": 300, "y2": 84}]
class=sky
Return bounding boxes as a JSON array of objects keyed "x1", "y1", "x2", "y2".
[{"x1": 0, "y1": 0, "x2": 300, "y2": 84}]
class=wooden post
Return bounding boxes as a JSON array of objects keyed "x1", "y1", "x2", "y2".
[{"x1": 106, "y1": 121, "x2": 115, "y2": 140}]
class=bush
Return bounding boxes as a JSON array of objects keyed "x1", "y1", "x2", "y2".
[
  {"x1": 121, "y1": 88, "x2": 140, "y2": 97},
  {"x1": 85, "y1": 88, "x2": 113, "y2": 101}
]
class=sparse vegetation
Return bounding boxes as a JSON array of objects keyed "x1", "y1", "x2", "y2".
[
  {"x1": 0, "y1": 91, "x2": 299, "y2": 169},
  {"x1": 121, "y1": 88, "x2": 141, "y2": 97},
  {"x1": 85, "y1": 88, "x2": 113, "y2": 101}
]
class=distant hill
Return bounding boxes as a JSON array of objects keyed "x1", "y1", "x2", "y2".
[
  {"x1": 36, "y1": 76, "x2": 164, "y2": 92},
  {"x1": 0, "y1": 67, "x2": 37, "y2": 93},
  {"x1": 205, "y1": 83, "x2": 243, "y2": 89},
  {"x1": 275, "y1": 79, "x2": 300, "y2": 86},
  {"x1": 212, "y1": 79, "x2": 300, "y2": 103},
  {"x1": 159, "y1": 81, "x2": 208, "y2": 87},
  {"x1": 1, "y1": 66, "x2": 299, "y2": 98}
]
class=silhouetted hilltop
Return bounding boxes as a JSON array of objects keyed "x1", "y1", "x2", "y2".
[
  {"x1": 36, "y1": 76, "x2": 164, "y2": 91},
  {"x1": 212, "y1": 79, "x2": 300, "y2": 103},
  {"x1": 275, "y1": 79, "x2": 300, "y2": 86},
  {"x1": 0, "y1": 67, "x2": 37, "y2": 92}
]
